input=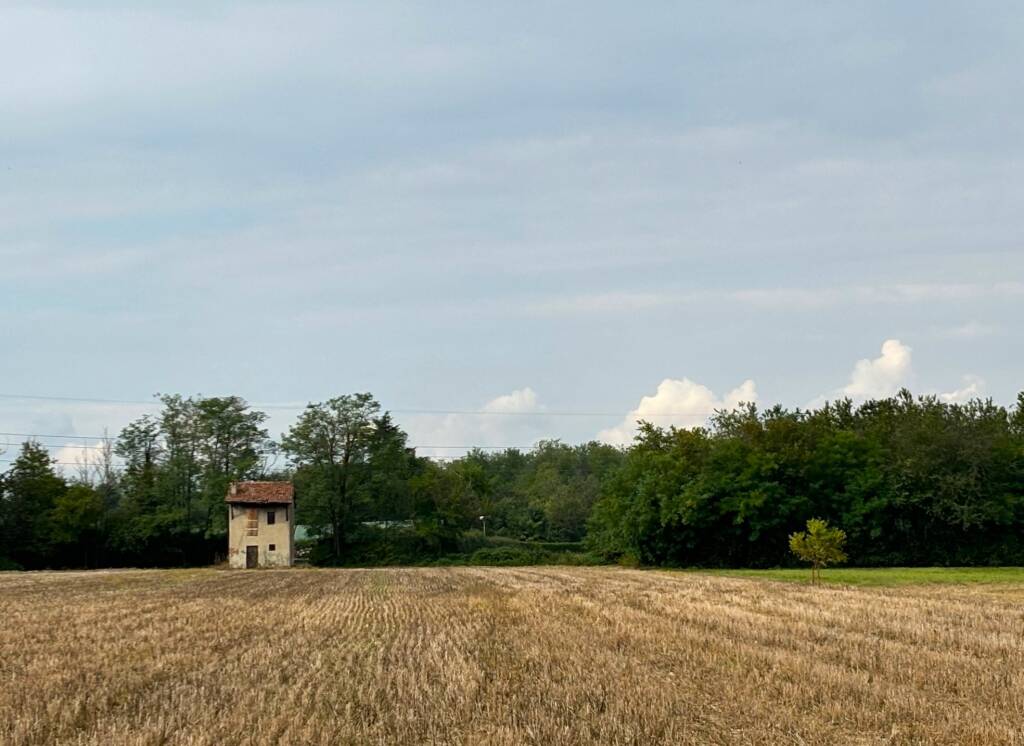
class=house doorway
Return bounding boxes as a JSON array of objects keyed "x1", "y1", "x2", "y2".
[{"x1": 246, "y1": 546, "x2": 258, "y2": 569}]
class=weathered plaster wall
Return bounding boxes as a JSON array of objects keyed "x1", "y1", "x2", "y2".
[{"x1": 227, "y1": 505, "x2": 294, "y2": 568}]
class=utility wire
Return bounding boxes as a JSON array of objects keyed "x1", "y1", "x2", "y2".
[
  {"x1": 0, "y1": 458, "x2": 95, "y2": 466},
  {"x1": 3, "y1": 442, "x2": 540, "y2": 452},
  {"x1": 3, "y1": 442, "x2": 109, "y2": 450},
  {"x1": 0, "y1": 393, "x2": 165, "y2": 406},
  {"x1": 0, "y1": 390, "x2": 722, "y2": 460},
  {"x1": 388, "y1": 409, "x2": 716, "y2": 417},
  {"x1": 1, "y1": 437, "x2": 542, "y2": 453},
  {"x1": 0, "y1": 392, "x2": 721, "y2": 418},
  {"x1": 0, "y1": 431, "x2": 118, "y2": 441}
]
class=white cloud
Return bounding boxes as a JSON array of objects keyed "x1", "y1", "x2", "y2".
[
  {"x1": 598, "y1": 378, "x2": 758, "y2": 446},
  {"x1": 939, "y1": 375, "x2": 986, "y2": 404},
  {"x1": 51, "y1": 439, "x2": 118, "y2": 477},
  {"x1": 0, "y1": 401, "x2": 155, "y2": 444},
  {"x1": 480, "y1": 387, "x2": 542, "y2": 414},
  {"x1": 841, "y1": 339, "x2": 913, "y2": 399},
  {"x1": 0, "y1": 400, "x2": 154, "y2": 475},
  {"x1": 597, "y1": 340, "x2": 990, "y2": 450},
  {"x1": 402, "y1": 387, "x2": 550, "y2": 459},
  {"x1": 813, "y1": 339, "x2": 988, "y2": 408}
]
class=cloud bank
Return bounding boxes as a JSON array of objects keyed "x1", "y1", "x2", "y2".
[
  {"x1": 596, "y1": 338, "x2": 991, "y2": 448},
  {"x1": 598, "y1": 379, "x2": 758, "y2": 446},
  {"x1": 404, "y1": 387, "x2": 552, "y2": 459},
  {"x1": 841, "y1": 339, "x2": 913, "y2": 399}
]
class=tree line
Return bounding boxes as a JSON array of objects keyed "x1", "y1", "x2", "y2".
[
  {"x1": 588, "y1": 391, "x2": 1024, "y2": 567},
  {"x1": 1, "y1": 390, "x2": 1022, "y2": 570}
]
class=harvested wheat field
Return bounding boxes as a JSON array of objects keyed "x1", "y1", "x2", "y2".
[{"x1": 2, "y1": 567, "x2": 1024, "y2": 745}]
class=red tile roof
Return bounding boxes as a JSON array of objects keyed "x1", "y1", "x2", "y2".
[{"x1": 225, "y1": 481, "x2": 294, "y2": 505}]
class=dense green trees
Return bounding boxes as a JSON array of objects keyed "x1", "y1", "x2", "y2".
[
  {"x1": 0, "y1": 395, "x2": 274, "y2": 569},
  {"x1": 0, "y1": 442, "x2": 66, "y2": 568},
  {"x1": 281, "y1": 394, "x2": 416, "y2": 557},
  {"x1": 279, "y1": 396, "x2": 621, "y2": 564},
  {"x1": 104, "y1": 394, "x2": 274, "y2": 564},
  {"x1": 454, "y1": 440, "x2": 624, "y2": 542},
  {"x1": 586, "y1": 391, "x2": 1024, "y2": 567},
  {"x1": 1, "y1": 389, "x2": 1023, "y2": 569}
]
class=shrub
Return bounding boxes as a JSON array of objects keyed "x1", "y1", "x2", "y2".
[
  {"x1": 617, "y1": 552, "x2": 641, "y2": 568},
  {"x1": 789, "y1": 518, "x2": 848, "y2": 584},
  {"x1": 549, "y1": 551, "x2": 605, "y2": 566},
  {"x1": 467, "y1": 546, "x2": 607, "y2": 567},
  {"x1": 468, "y1": 547, "x2": 543, "y2": 566}
]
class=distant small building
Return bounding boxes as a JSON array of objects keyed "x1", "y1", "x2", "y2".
[{"x1": 226, "y1": 481, "x2": 295, "y2": 568}]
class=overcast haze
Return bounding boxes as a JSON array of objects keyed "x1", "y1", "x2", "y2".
[{"x1": 2, "y1": 2, "x2": 1022, "y2": 459}]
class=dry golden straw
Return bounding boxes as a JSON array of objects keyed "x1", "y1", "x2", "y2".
[{"x1": 2, "y1": 567, "x2": 1023, "y2": 745}]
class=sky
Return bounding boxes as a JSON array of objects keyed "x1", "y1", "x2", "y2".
[{"x1": 1, "y1": 1, "x2": 1022, "y2": 464}]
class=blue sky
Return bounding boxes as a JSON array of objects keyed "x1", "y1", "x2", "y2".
[{"x1": 1, "y1": 2, "x2": 1022, "y2": 459}]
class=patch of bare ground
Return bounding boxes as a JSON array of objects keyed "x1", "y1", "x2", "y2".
[{"x1": 1, "y1": 567, "x2": 1022, "y2": 745}]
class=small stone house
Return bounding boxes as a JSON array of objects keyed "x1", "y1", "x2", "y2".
[{"x1": 226, "y1": 481, "x2": 295, "y2": 568}]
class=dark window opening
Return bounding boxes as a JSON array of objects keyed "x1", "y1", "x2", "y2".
[
  {"x1": 269, "y1": 544, "x2": 276, "y2": 551},
  {"x1": 267, "y1": 510, "x2": 276, "y2": 525}
]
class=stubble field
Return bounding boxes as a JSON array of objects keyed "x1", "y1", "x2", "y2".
[{"x1": 2, "y1": 566, "x2": 1023, "y2": 745}]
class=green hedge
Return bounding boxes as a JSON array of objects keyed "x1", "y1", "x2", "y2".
[
  {"x1": 303, "y1": 527, "x2": 606, "y2": 567},
  {"x1": 467, "y1": 546, "x2": 604, "y2": 567},
  {"x1": 457, "y1": 530, "x2": 586, "y2": 555}
]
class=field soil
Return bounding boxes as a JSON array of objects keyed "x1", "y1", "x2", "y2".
[{"x1": 2, "y1": 567, "x2": 1023, "y2": 745}]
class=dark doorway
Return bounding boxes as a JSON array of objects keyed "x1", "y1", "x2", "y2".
[{"x1": 246, "y1": 546, "x2": 258, "y2": 569}]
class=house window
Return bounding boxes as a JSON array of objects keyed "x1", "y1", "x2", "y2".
[
  {"x1": 269, "y1": 544, "x2": 276, "y2": 551},
  {"x1": 267, "y1": 510, "x2": 276, "y2": 525},
  {"x1": 284, "y1": 507, "x2": 289, "y2": 522},
  {"x1": 246, "y1": 508, "x2": 258, "y2": 536}
]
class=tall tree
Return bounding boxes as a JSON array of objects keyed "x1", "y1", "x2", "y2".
[
  {"x1": 158, "y1": 394, "x2": 201, "y2": 530},
  {"x1": 409, "y1": 459, "x2": 470, "y2": 551},
  {"x1": 112, "y1": 397, "x2": 272, "y2": 556},
  {"x1": 113, "y1": 414, "x2": 169, "y2": 552},
  {"x1": 194, "y1": 396, "x2": 271, "y2": 535},
  {"x1": 0, "y1": 443, "x2": 66, "y2": 567},
  {"x1": 281, "y1": 393, "x2": 381, "y2": 558},
  {"x1": 366, "y1": 412, "x2": 414, "y2": 525},
  {"x1": 51, "y1": 484, "x2": 105, "y2": 568}
]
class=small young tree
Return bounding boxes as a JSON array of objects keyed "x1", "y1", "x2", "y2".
[{"x1": 789, "y1": 518, "x2": 847, "y2": 584}]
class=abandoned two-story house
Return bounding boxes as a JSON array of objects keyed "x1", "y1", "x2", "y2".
[{"x1": 226, "y1": 481, "x2": 295, "y2": 568}]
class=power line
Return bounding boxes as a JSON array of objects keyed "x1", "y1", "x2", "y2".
[
  {"x1": 0, "y1": 431, "x2": 118, "y2": 441},
  {"x1": 4, "y1": 442, "x2": 108, "y2": 450},
  {"x1": 389, "y1": 409, "x2": 715, "y2": 417},
  {"x1": 0, "y1": 393, "x2": 162, "y2": 406},
  {"x1": 1, "y1": 440, "x2": 539, "y2": 452},
  {"x1": 0, "y1": 392, "x2": 309, "y2": 412},
  {"x1": 0, "y1": 392, "x2": 721, "y2": 418},
  {"x1": 1, "y1": 440, "x2": 113, "y2": 450},
  {"x1": 0, "y1": 440, "x2": 540, "y2": 450},
  {"x1": 414, "y1": 445, "x2": 539, "y2": 450},
  {"x1": 0, "y1": 458, "x2": 94, "y2": 466},
  {"x1": 0, "y1": 390, "x2": 717, "y2": 460},
  {"x1": 0, "y1": 433, "x2": 544, "y2": 453}
]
